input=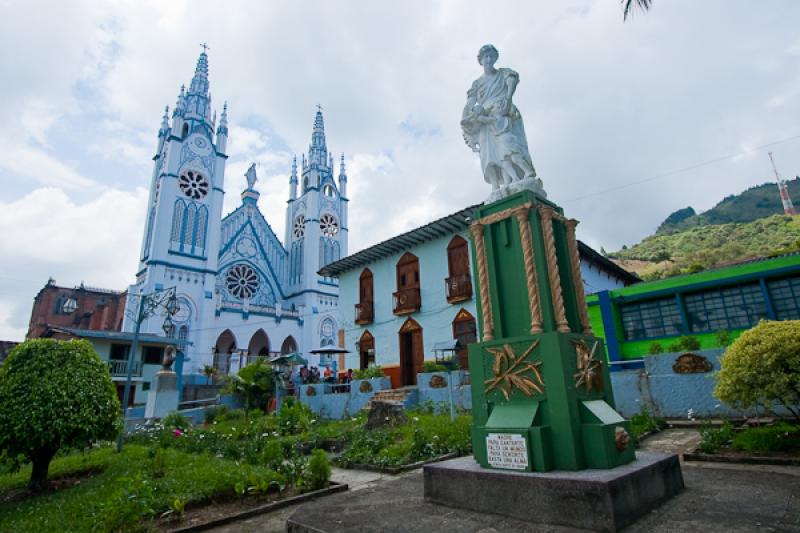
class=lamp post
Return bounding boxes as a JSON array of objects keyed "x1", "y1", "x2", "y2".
[{"x1": 116, "y1": 286, "x2": 179, "y2": 452}]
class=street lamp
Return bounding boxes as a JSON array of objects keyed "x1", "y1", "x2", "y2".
[{"x1": 116, "y1": 286, "x2": 179, "y2": 452}]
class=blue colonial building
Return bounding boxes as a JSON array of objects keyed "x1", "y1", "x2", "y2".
[{"x1": 125, "y1": 50, "x2": 349, "y2": 384}]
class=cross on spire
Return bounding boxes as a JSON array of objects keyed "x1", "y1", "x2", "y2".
[
  {"x1": 200, "y1": 42, "x2": 210, "y2": 54},
  {"x1": 316, "y1": 103, "x2": 323, "y2": 113}
]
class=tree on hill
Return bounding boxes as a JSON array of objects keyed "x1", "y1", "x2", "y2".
[{"x1": 0, "y1": 339, "x2": 121, "y2": 491}]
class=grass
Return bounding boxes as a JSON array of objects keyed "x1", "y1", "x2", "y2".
[
  {"x1": 629, "y1": 408, "x2": 667, "y2": 441},
  {"x1": 336, "y1": 412, "x2": 473, "y2": 468},
  {"x1": 0, "y1": 445, "x2": 286, "y2": 532}
]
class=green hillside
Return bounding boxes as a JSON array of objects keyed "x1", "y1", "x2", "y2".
[
  {"x1": 656, "y1": 177, "x2": 800, "y2": 234},
  {"x1": 610, "y1": 215, "x2": 800, "y2": 280}
]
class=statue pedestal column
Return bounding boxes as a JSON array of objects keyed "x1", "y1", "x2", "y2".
[
  {"x1": 424, "y1": 190, "x2": 682, "y2": 530},
  {"x1": 144, "y1": 369, "x2": 179, "y2": 420}
]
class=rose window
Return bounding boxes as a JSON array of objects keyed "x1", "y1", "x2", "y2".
[
  {"x1": 178, "y1": 170, "x2": 210, "y2": 200},
  {"x1": 226, "y1": 264, "x2": 259, "y2": 299},
  {"x1": 293, "y1": 214, "x2": 306, "y2": 238},
  {"x1": 320, "y1": 214, "x2": 339, "y2": 237}
]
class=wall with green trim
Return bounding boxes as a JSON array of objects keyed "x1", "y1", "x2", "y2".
[{"x1": 587, "y1": 253, "x2": 800, "y2": 360}]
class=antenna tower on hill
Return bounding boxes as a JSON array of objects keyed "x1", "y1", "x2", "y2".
[{"x1": 768, "y1": 152, "x2": 796, "y2": 215}]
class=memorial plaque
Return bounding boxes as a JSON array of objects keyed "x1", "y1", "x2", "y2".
[{"x1": 486, "y1": 433, "x2": 528, "y2": 470}]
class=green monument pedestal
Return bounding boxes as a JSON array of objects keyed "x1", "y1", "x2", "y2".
[
  {"x1": 465, "y1": 190, "x2": 633, "y2": 472},
  {"x1": 424, "y1": 190, "x2": 683, "y2": 531}
]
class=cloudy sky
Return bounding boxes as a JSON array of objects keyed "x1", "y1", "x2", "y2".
[{"x1": 2, "y1": 0, "x2": 799, "y2": 341}]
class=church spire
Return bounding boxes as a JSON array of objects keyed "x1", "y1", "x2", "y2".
[
  {"x1": 159, "y1": 105, "x2": 170, "y2": 137},
  {"x1": 188, "y1": 48, "x2": 210, "y2": 97},
  {"x1": 308, "y1": 106, "x2": 328, "y2": 168},
  {"x1": 338, "y1": 153, "x2": 348, "y2": 198},
  {"x1": 216, "y1": 101, "x2": 229, "y2": 153},
  {"x1": 289, "y1": 156, "x2": 298, "y2": 200}
]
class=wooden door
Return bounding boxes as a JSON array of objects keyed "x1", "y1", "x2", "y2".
[
  {"x1": 359, "y1": 330, "x2": 375, "y2": 370},
  {"x1": 359, "y1": 269, "x2": 374, "y2": 302},
  {"x1": 453, "y1": 309, "x2": 477, "y2": 369},
  {"x1": 399, "y1": 318, "x2": 423, "y2": 386}
]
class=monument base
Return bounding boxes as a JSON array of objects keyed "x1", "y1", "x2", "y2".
[{"x1": 424, "y1": 452, "x2": 683, "y2": 533}]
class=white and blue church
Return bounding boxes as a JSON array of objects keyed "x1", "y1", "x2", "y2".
[{"x1": 123, "y1": 50, "x2": 348, "y2": 383}]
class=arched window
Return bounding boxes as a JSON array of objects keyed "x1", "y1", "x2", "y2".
[
  {"x1": 181, "y1": 203, "x2": 197, "y2": 250},
  {"x1": 394, "y1": 252, "x2": 421, "y2": 315},
  {"x1": 181, "y1": 123, "x2": 189, "y2": 138},
  {"x1": 356, "y1": 269, "x2": 374, "y2": 324},
  {"x1": 178, "y1": 326, "x2": 189, "y2": 349},
  {"x1": 248, "y1": 329, "x2": 270, "y2": 359},
  {"x1": 194, "y1": 204, "x2": 208, "y2": 252},
  {"x1": 452, "y1": 309, "x2": 477, "y2": 370},
  {"x1": 171, "y1": 199, "x2": 186, "y2": 245},
  {"x1": 213, "y1": 329, "x2": 237, "y2": 376},
  {"x1": 281, "y1": 336, "x2": 298, "y2": 355},
  {"x1": 358, "y1": 330, "x2": 375, "y2": 370},
  {"x1": 446, "y1": 236, "x2": 472, "y2": 303},
  {"x1": 143, "y1": 207, "x2": 155, "y2": 259}
]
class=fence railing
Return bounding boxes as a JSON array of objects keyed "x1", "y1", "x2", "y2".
[
  {"x1": 108, "y1": 360, "x2": 142, "y2": 376},
  {"x1": 445, "y1": 274, "x2": 472, "y2": 303}
]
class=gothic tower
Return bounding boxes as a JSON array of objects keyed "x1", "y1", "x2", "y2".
[
  {"x1": 126, "y1": 50, "x2": 228, "y2": 347},
  {"x1": 285, "y1": 109, "x2": 349, "y2": 358}
]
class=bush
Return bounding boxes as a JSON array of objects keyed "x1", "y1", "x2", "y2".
[
  {"x1": 715, "y1": 329, "x2": 733, "y2": 347},
  {"x1": 0, "y1": 339, "x2": 121, "y2": 491},
  {"x1": 648, "y1": 343, "x2": 664, "y2": 355},
  {"x1": 629, "y1": 408, "x2": 666, "y2": 439},
  {"x1": 697, "y1": 421, "x2": 736, "y2": 454},
  {"x1": 422, "y1": 361, "x2": 448, "y2": 373},
  {"x1": 667, "y1": 335, "x2": 701, "y2": 353},
  {"x1": 278, "y1": 397, "x2": 314, "y2": 435},
  {"x1": 732, "y1": 422, "x2": 800, "y2": 453},
  {"x1": 714, "y1": 320, "x2": 800, "y2": 420},
  {"x1": 353, "y1": 365, "x2": 384, "y2": 380},
  {"x1": 302, "y1": 449, "x2": 331, "y2": 491},
  {"x1": 224, "y1": 359, "x2": 275, "y2": 411}
]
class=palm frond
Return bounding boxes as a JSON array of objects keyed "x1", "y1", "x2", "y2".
[{"x1": 622, "y1": 0, "x2": 652, "y2": 21}]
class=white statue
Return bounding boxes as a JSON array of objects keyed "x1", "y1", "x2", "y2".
[
  {"x1": 461, "y1": 44, "x2": 546, "y2": 202},
  {"x1": 245, "y1": 163, "x2": 258, "y2": 189}
]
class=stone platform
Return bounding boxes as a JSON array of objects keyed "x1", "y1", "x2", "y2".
[{"x1": 423, "y1": 452, "x2": 684, "y2": 533}]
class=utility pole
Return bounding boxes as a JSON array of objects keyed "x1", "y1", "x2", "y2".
[{"x1": 768, "y1": 152, "x2": 796, "y2": 215}]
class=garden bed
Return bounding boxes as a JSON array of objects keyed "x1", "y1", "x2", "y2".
[
  {"x1": 689, "y1": 420, "x2": 800, "y2": 465},
  {"x1": 683, "y1": 449, "x2": 800, "y2": 466},
  {"x1": 164, "y1": 482, "x2": 347, "y2": 532}
]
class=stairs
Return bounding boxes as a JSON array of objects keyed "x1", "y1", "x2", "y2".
[{"x1": 364, "y1": 386, "x2": 416, "y2": 410}]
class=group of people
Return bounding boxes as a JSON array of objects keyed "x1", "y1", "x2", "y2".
[{"x1": 296, "y1": 365, "x2": 354, "y2": 386}]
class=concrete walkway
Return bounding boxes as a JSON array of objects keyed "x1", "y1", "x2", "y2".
[{"x1": 638, "y1": 427, "x2": 702, "y2": 458}]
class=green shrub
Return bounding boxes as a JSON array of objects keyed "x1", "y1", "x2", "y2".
[
  {"x1": 224, "y1": 359, "x2": 275, "y2": 411},
  {"x1": 648, "y1": 343, "x2": 664, "y2": 355},
  {"x1": 667, "y1": 335, "x2": 701, "y2": 353},
  {"x1": 278, "y1": 397, "x2": 314, "y2": 435},
  {"x1": 203, "y1": 405, "x2": 230, "y2": 424},
  {"x1": 714, "y1": 320, "x2": 800, "y2": 420},
  {"x1": 715, "y1": 329, "x2": 733, "y2": 347},
  {"x1": 422, "y1": 361, "x2": 448, "y2": 373},
  {"x1": 162, "y1": 411, "x2": 190, "y2": 430},
  {"x1": 0, "y1": 339, "x2": 121, "y2": 491},
  {"x1": 629, "y1": 408, "x2": 666, "y2": 439},
  {"x1": 302, "y1": 449, "x2": 331, "y2": 491},
  {"x1": 353, "y1": 365, "x2": 385, "y2": 380},
  {"x1": 697, "y1": 421, "x2": 735, "y2": 454},
  {"x1": 732, "y1": 422, "x2": 800, "y2": 453}
]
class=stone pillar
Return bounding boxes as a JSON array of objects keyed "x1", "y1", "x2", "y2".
[{"x1": 144, "y1": 369, "x2": 179, "y2": 420}]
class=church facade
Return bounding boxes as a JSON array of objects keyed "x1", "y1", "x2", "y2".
[{"x1": 124, "y1": 51, "x2": 348, "y2": 383}]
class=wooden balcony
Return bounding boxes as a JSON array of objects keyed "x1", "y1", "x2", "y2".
[
  {"x1": 445, "y1": 274, "x2": 473, "y2": 303},
  {"x1": 355, "y1": 301, "x2": 374, "y2": 325},
  {"x1": 393, "y1": 287, "x2": 421, "y2": 315}
]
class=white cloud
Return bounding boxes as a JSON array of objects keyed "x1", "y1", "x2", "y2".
[{"x1": 0, "y1": 187, "x2": 147, "y2": 340}]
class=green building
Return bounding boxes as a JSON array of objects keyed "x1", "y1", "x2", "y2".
[{"x1": 588, "y1": 252, "x2": 800, "y2": 365}]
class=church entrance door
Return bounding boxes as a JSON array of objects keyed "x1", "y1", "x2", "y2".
[{"x1": 398, "y1": 318, "x2": 423, "y2": 387}]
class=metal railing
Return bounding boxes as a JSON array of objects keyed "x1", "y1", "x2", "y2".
[{"x1": 108, "y1": 360, "x2": 142, "y2": 376}]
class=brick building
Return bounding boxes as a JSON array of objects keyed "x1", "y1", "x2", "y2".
[{"x1": 27, "y1": 278, "x2": 127, "y2": 339}]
